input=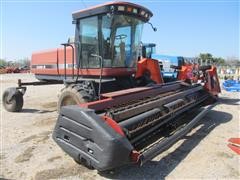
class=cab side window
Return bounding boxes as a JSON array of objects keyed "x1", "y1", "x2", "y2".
[{"x1": 79, "y1": 16, "x2": 99, "y2": 68}]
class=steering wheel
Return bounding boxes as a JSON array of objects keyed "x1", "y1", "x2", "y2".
[{"x1": 115, "y1": 34, "x2": 127, "y2": 41}]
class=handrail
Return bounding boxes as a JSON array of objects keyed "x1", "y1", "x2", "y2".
[{"x1": 61, "y1": 43, "x2": 75, "y2": 81}]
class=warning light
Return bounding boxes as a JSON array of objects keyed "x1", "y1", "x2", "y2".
[{"x1": 127, "y1": 7, "x2": 133, "y2": 12}]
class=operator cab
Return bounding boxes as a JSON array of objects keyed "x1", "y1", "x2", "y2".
[
  {"x1": 72, "y1": 2, "x2": 153, "y2": 71},
  {"x1": 142, "y1": 43, "x2": 156, "y2": 58}
]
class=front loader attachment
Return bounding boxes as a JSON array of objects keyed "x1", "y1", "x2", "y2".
[{"x1": 53, "y1": 81, "x2": 218, "y2": 171}]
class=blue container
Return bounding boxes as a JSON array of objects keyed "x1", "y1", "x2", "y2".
[{"x1": 222, "y1": 80, "x2": 240, "y2": 92}]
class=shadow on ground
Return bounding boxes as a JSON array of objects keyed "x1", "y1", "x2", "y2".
[
  {"x1": 219, "y1": 97, "x2": 239, "y2": 105},
  {"x1": 100, "y1": 108, "x2": 232, "y2": 179},
  {"x1": 20, "y1": 108, "x2": 55, "y2": 114}
]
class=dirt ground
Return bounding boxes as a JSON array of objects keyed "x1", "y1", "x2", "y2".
[{"x1": 0, "y1": 73, "x2": 239, "y2": 180}]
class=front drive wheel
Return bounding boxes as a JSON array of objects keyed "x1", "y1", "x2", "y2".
[
  {"x1": 57, "y1": 85, "x2": 93, "y2": 112},
  {"x1": 2, "y1": 89, "x2": 23, "y2": 112}
]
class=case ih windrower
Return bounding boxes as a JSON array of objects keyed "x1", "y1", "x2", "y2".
[{"x1": 3, "y1": 2, "x2": 221, "y2": 171}]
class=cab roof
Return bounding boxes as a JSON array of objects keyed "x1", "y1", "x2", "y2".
[{"x1": 72, "y1": 1, "x2": 153, "y2": 22}]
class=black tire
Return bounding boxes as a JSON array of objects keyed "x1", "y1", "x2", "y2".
[
  {"x1": 2, "y1": 90, "x2": 23, "y2": 112},
  {"x1": 57, "y1": 84, "x2": 93, "y2": 112}
]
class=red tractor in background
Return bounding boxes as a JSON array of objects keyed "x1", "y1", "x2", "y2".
[{"x1": 2, "y1": 1, "x2": 220, "y2": 171}]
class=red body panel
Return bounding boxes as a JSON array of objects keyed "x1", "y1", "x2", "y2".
[
  {"x1": 135, "y1": 58, "x2": 164, "y2": 84},
  {"x1": 177, "y1": 64, "x2": 197, "y2": 82},
  {"x1": 31, "y1": 68, "x2": 136, "y2": 77},
  {"x1": 228, "y1": 138, "x2": 240, "y2": 155},
  {"x1": 204, "y1": 66, "x2": 221, "y2": 96},
  {"x1": 79, "y1": 83, "x2": 181, "y2": 111},
  {"x1": 177, "y1": 64, "x2": 221, "y2": 96},
  {"x1": 32, "y1": 48, "x2": 60, "y2": 65},
  {"x1": 101, "y1": 116, "x2": 125, "y2": 137},
  {"x1": 31, "y1": 47, "x2": 136, "y2": 77}
]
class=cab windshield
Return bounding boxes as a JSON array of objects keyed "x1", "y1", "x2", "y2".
[{"x1": 78, "y1": 14, "x2": 143, "y2": 68}]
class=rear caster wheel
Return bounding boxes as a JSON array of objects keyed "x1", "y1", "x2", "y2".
[{"x1": 2, "y1": 88, "x2": 23, "y2": 112}]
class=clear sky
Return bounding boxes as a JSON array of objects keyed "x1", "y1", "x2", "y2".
[{"x1": 1, "y1": 0, "x2": 239, "y2": 60}]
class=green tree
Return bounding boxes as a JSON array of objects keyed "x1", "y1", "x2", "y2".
[
  {"x1": 198, "y1": 53, "x2": 225, "y2": 65},
  {"x1": 213, "y1": 57, "x2": 225, "y2": 65},
  {"x1": 15, "y1": 58, "x2": 30, "y2": 67},
  {"x1": 0, "y1": 59, "x2": 7, "y2": 67},
  {"x1": 199, "y1": 53, "x2": 213, "y2": 63}
]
